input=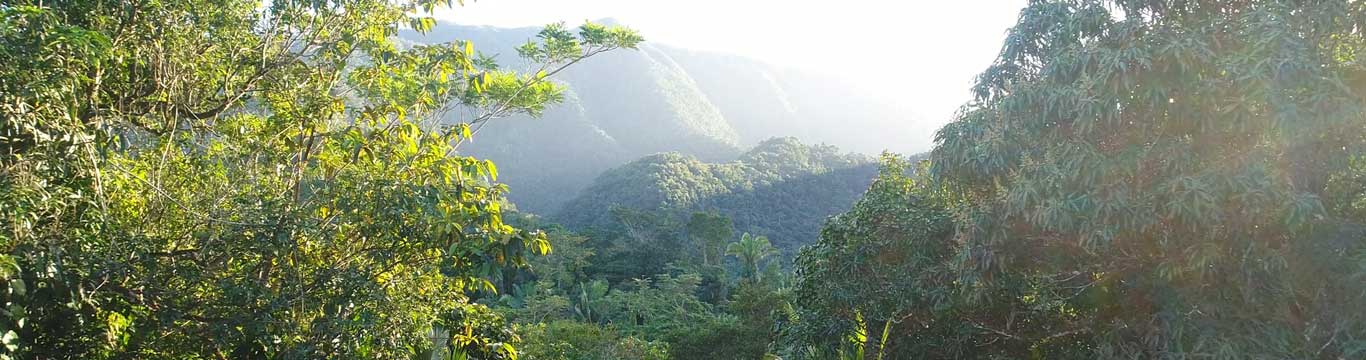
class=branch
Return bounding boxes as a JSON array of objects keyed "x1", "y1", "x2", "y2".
[
  {"x1": 108, "y1": 164, "x2": 264, "y2": 226},
  {"x1": 450, "y1": 44, "x2": 622, "y2": 150}
]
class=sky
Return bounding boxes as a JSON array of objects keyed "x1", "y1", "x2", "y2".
[{"x1": 433, "y1": 0, "x2": 1027, "y2": 152}]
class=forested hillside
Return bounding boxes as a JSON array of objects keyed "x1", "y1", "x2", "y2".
[
  {"x1": 556, "y1": 137, "x2": 878, "y2": 254},
  {"x1": 399, "y1": 22, "x2": 914, "y2": 214}
]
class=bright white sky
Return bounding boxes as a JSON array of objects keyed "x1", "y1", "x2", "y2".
[{"x1": 434, "y1": 0, "x2": 1027, "y2": 152}]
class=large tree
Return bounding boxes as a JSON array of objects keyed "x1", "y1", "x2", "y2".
[
  {"x1": 932, "y1": 0, "x2": 1366, "y2": 357},
  {"x1": 0, "y1": 0, "x2": 638, "y2": 358},
  {"x1": 686, "y1": 211, "x2": 733, "y2": 267},
  {"x1": 791, "y1": 155, "x2": 972, "y2": 359}
]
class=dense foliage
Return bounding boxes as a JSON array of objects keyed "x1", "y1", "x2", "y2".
[
  {"x1": 790, "y1": 156, "x2": 958, "y2": 359},
  {"x1": 489, "y1": 219, "x2": 791, "y2": 360},
  {"x1": 0, "y1": 0, "x2": 638, "y2": 357},
  {"x1": 789, "y1": 0, "x2": 1366, "y2": 359},
  {"x1": 932, "y1": 0, "x2": 1366, "y2": 357}
]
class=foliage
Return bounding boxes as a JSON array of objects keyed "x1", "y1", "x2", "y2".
[
  {"x1": 790, "y1": 155, "x2": 969, "y2": 358},
  {"x1": 927, "y1": 0, "x2": 1366, "y2": 358},
  {"x1": 662, "y1": 314, "x2": 766, "y2": 359},
  {"x1": 723, "y1": 281, "x2": 792, "y2": 358},
  {"x1": 686, "y1": 211, "x2": 733, "y2": 267},
  {"x1": 496, "y1": 226, "x2": 791, "y2": 359},
  {"x1": 598, "y1": 274, "x2": 715, "y2": 339},
  {"x1": 516, "y1": 320, "x2": 668, "y2": 360},
  {"x1": 433, "y1": 304, "x2": 521, "y2": 360},
  {"x1": 578, "y1": 208, "x2": 688, "y2": 284},
  {"x1": 0, "y1": 0, "x2": 638, "y2": 357},
  {"x1": 524, "y1": 229, "x2": 597, "y2": 293},
  {"x1": 489, "y1": 142, "x2": 868, "y2": 360},
  {"x1": 726, "y1": 233, "x2": 778, "y2": 283}
]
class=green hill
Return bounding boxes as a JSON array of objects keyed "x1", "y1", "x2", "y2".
[
  {"x1": 399, "y1": 21, "x2": 916, "y2": 214},
  {"x1": 554, "y1": 138, "x2": 880, "y2": 254}
]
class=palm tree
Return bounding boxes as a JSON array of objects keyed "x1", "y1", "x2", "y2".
[{"x1": 725, "y1": 232, "x2": 777, "y2": 282}]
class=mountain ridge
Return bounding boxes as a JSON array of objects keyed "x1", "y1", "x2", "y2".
[
  {"x1": 401, "y1": 21, "x2": 915, "y2": 214},
  {"x1": 554, "y1": 137, "x2": 880, "y2": 254}
]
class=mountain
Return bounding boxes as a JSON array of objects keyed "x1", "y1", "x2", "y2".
[
  {"x1": 554, "y1": 137, "x2": 879, "y2": 255},
  {"x1": 401, "y1": 21, "x2": 914, "y2": 214}
]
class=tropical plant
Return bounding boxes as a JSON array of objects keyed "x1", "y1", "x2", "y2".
[
  {"x1": 726, "y1": 233, "x2": 778, "y2": 282},
  {"x1": 574, "y1": 280, "x2": 611, "y2": 324}
]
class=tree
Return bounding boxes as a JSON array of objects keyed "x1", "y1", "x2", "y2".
[
  {"x1": 931, "y1": 0, "x2": 1366, "y2": 357},
  {"x1": 0, "y1": 0, "x2": 639, "y2": 357},
  {"x1": 790, "y1": 155, "x2": 967, "y2": 359},
  {"x1": 686, "y1": 211, "x2": 733, "y2": 266},
  {"x1": 584, "y1": 208, "x2": 687, "y2": 284},
  {"x1": 726, "y1": 233, "x2": 777, "y2": 282}
]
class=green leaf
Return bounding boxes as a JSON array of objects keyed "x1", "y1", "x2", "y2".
[
  {"x1": 484, "y1": 160, "x2": 498, "y2": 181},
  {"x1": 3, "y1": 330, "x2": 18, "y2": 352}
]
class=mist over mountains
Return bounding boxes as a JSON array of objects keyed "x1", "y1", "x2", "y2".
[{"x1": 401, "y1": 21, "x2": 918, "y2": 214}]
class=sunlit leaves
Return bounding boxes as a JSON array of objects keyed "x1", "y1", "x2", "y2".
[
  {"x1": 0, "y1": 0, "x2": 638, "y2": 358},
  {"x1": 790, "y1": 155, "x2": 963, "y2": 358},
  {"x1": 929, "y1": 0, "x2": 1366, "y2": 357},
  {"x1": 725, "y1": 233, "x2": 776, "y2": 282},
  {"x1": 517, "y1": 22, "x2": 642, "y2": 64}
]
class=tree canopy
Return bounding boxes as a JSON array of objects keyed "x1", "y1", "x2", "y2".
[
  {"x1": 726, "y1": 233, "x2": 777, "y2": 283},
  {"x1": 928, "y1": 0, "x2": 1366, "y2": 357},
  {"x1": 0, "y1": 0, "x2": 638, "y2": 358},
  {"x1": 788, "y1": 1, "x2": 1366, "y2": 358}
]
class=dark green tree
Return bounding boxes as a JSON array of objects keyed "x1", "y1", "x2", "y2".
[
  {"x1": 687, "y1": 211, "x2": 734, "y2": 266},
  {"x1": 932, "y1": 0, "x2": 1366, "y2": 357},
  {"x1": 790, "y1": 155, "x2": 963, "y2": 359}
]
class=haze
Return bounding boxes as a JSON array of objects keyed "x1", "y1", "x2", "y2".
[{"x1": 434, "y1": 0, "x2": 1027, "y2": 152}]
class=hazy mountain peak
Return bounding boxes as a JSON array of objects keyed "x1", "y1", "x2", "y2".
[
  {"x1": 399, "y1": 22, "x2": 916, "y2": 214},
  {"x1": 591, "y1": 17, "x2": 624, "y2": 26}
]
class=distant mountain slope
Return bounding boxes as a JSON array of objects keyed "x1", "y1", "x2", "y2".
[
  {"x1": 401, "y1": 22, "x2": 912, "y2": 214},
  {"x1": 555, "y1": 138, "x2": 879, "y2": 254}
]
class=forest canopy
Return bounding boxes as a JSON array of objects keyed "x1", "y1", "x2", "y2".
[{"x1": 1, "y1": 0, "x2": 638, "y2": 357}]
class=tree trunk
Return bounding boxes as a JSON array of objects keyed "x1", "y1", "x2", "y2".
[{"x1": 863, "y1": 319, "x2": 885, "y2": 360}]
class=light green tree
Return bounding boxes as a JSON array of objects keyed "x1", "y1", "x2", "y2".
[
  {"x1": 0, "y1": 0, "x2": 639, "y2": 358},
  {"x1": 726, "y1": 232, "x2": 777, "y2": 282}
]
